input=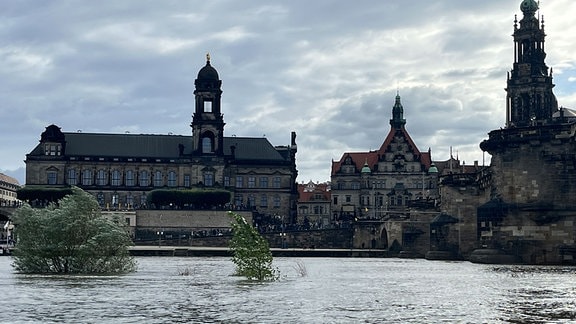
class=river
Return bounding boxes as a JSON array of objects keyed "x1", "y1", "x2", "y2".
[{"x1": 0, "y1": 256, "x2": 574, "y2": 323}]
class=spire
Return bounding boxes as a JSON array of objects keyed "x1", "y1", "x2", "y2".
[
  {"x1": 506, "y1": 0, "x2": 558, "y2": 127},
  {"x1": 390, "y1": 92, "x2": 406, "y2": 129}
]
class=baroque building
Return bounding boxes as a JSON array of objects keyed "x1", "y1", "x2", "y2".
[
  {"x1": 297, "y1": 181, "x2": 331, "y2": 228},
  {"x1": 330, "y1": 94, "x2": 439, "y2": 223},
  {"x1": 24, "y1": 56, "x2": 299, "y2": 222},
  {"x1": 0, "y1": 173, "x2": 20, "y2": 207},
  {"x1": 479, "y1": 0, "x2": 576, "y2": 264}
]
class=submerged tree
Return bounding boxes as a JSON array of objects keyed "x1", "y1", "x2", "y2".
[
  {"x1": 11, "y1": 187, "x2": 136, "y2": 274},
  {"x1": 228, "y1": 211, "x2": 278, "y2": 281}
]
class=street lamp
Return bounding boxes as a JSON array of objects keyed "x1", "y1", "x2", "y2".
[
  {"x1": 280, "y1": 232, "x2": 287, "y2": 249},
  {"x1": 156, "y1": 231, "x2": 163, "y2": 247}
]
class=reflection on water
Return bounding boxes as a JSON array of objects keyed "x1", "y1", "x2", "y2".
[
  {"x1": 0, "y1": 257, "x2": 575, "y2": 323},
  {"x1": 490, "y1": 266, "x2": 576, "y2": 323}
]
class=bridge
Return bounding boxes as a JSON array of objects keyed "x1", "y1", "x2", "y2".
[{"x1": 0, "y1": 206, "x2": 19, "y2": 222}]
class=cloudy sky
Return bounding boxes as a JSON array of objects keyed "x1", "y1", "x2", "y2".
[{"x1": 2, "y1": 0, "x2": 576, "y2": 185}]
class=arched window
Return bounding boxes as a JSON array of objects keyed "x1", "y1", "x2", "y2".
[
  {"x1": 126, "y1": 170, "x2": 135, "y2": 186},
  {"x1": 96, "y1": 169, "x2": 107, "y2": 186},
  {"x1": 82, "y1": 170, "x2": 93, "y2": 185},
  {"x1": 168, "y1": 171, "x2": 177, "y2": 187},
  {"x1": 202, "y1": 137, "x2": 213, "y2": 153},
  {"x1": 67, "y1": 169, "x2": 77, "y2": 185},
  {"x1": 139, "y1": 170, "x2": 149, "y2": 186},
  {"x1": 153, "y1": 171, "x2": 163, "y2": 187},
  {"x1": 111, "y1": 170, "x2": 121, "y2": 186}
]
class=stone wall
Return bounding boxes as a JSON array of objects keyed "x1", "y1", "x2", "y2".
[
  {"x1": 135, "y1": 210, "x2": 253, "y2": 230},
  {"x1": 481, "y1": 123, "x2": 576, "y2": 264}
]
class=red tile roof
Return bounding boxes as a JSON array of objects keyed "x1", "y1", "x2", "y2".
[{"x1": 331, "y1": 126, "x2": 431, "y2": 176}]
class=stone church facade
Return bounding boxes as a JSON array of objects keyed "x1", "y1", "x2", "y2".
[{"x1": 24, "y1": 56, "x2": 299, "y2": 222}]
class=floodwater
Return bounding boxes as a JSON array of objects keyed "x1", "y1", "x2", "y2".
[{"x1": 0, "y1": 256, "x2": 575, "y2": 323}]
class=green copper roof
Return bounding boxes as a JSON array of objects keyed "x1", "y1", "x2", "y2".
[{"x1": 520, "y1": 0, "x2": 538, "y2": 15}]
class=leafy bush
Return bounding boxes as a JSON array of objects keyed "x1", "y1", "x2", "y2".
[
  {"x1": 11, "y1": 187, "x2": 136, "y2": 274},
  {"x1": 229, "y1": 211, "x2": 278, "y2": 281}
]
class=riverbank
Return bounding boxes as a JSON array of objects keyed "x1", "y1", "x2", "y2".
[{"x1": 129, "y1": 245, "x2": 388, "y2": 258}]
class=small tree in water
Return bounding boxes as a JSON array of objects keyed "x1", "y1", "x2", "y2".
[
  {"x1": 11, "y1": 187, "x2": 136, "y2": 274},
  {"x1": 229, "y1": 211, "x2": 278, "y2": 281}
]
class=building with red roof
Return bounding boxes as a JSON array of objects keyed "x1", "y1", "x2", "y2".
[
  {"x1": 297, "y1": 181, "x2": 331, "y2": 227},
  {"x1": 330, "y1": 94, "x2": 439, "y2": 223}
]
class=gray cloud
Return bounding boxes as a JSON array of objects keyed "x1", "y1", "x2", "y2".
[{"x1": 1, "y1": 0, "x2": 576, "y2": 185}]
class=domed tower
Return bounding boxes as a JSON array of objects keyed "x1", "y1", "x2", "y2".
[
  {"x1": 506, "y1": 0, "x2": 558, "y2": 127},
  {"x1": 191, "y1": 54, "x2": 225, "y2": 155}
]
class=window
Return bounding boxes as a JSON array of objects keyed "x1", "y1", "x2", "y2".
[
  {"x1": 47, "y1": 171, "x2": 57, "y2": 185},
  {"x1": 96, "y1": 169, "x2": 107, "y2": 186},
  {"x1": 234, "y1": 194, "x2": 243, "y2": 207},
  {"x1": 248, "y1": 177, "x2": 256, "y2": 188},
  {"x1": 153, "y1": 171, "x2": 163, "y2": 187},
  {"x1": 236, "y1": 176, "x2": 243, "y2": 188},
  {"x1": 203, "y1": 173, "x2": 214, "y2": 187},
  {"x1": 273, "y1": 195, "x2": 281, "y2": 208},
  {"x1": 67, "y1": 169, "x2": 77, "y2": 185},
  {"x1": 82, "y1": 170, "x2": 93, "y2": 185},
  {"x1": 126, "y1": 170, "x2": 135, "y2": 186},
  {"x1": 111, "y1": 170, "x2": 121, "y2": 186},
  {"x1": 345, "y1": 195, "x2": 351, "y2": 203},
  {"x1": 260, "y1": 194, "x2": 268, "y2": 207},
  {"x1": 202, "y1": 137, "x2": 212, "y2": 153},
  {"x1": 224, "y1": 176, "x2": 230, "y2": 187},
  {"x1": 168, "y1": 171, "x2": 177, "y2": 187},
  {"x1": 97, "y1": 192, "x2": 105, "y2": 207},
  {"x1": 139, "y1": 170, "x2": 149, "y2": 186},
  {"x1": 352, "y1": 182, "x2": 360, "y2": 190},
  {"x1": 273, "y1": 176, "x2": 281, "y2": 188},
  {"x1": 140, "y1": 194, "x2": 147, "y2": 208},
  {"x1": 260, "y1": 177, "x2": 268, "y2": 188},
  {"x1": 333, "y1": 196, "x2": 338, "y2": 205},
  {"x1": 184, "y1": 174, "x2": 191, "y2": 187},
  {"x1": 44, "y1": 144, "x2": 61, "y2": 156},
  {"x1": 204, "y1": 101, "x2": 212, "y2": 112},
  {"x1": 127, "y1": 194, "x2": 134, "y2": 209},
  {"x1": 314, "y1": 206, "x2": 323, "y2": 215},
  {"x1": 248, "y1": 194, "x2": 256, "y2": 207}
]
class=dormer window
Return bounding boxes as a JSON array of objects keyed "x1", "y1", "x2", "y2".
[{"x1": 44, "y1": 143, "x2": 62, "y2": 156}]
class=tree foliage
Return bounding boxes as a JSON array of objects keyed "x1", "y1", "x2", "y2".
[
  {"x1": 228, "y1": 211, "x2": 278, "y2": 281},
  {"x1": 11, "y1": 187, "x2": 136, "y2": 274},
  {"x1": 147, "y1": 189, "x2": 231, "y2": 209},
  {"x1": 17, "y1": 186, "x2": 73, "y2": 203}
]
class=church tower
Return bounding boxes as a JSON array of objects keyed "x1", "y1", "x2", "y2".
[
  {"x1": 389, "y1": 92, "x2": 406, "y2": 129},
  {"x1": 191, "y1": 54, "x2": 225, "y2": 155},
  {"x1": 506, "y1": 0, "x2": 558, "y2": 127}
]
